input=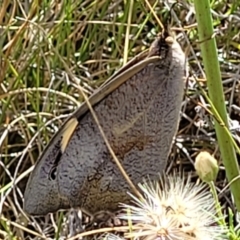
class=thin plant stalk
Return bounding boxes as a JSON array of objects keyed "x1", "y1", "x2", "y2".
[{"x1": 209, "y1": 181, "x2": 226, "y2": 227}]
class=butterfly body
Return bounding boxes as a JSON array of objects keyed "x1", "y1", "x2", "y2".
[{"x1": 24, "y1": 34, "x2": 185, "y2": 216}]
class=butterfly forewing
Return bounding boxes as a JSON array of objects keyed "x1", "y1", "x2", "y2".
[{"x1": 23, "y1": 34, "x2": 185, "y2": 216}]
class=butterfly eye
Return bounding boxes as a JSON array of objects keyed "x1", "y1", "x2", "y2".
[{"x1": 49, "y1": 166, "x2": 57, "y2": 180}]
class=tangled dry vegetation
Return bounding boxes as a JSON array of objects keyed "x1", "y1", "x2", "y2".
[{"x1": 0, "y1": 0, "x2": 240, "y2": 239}]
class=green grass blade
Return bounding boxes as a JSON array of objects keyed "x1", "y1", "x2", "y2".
[{"x1": 193, "y1": 0, "x2": 240, "y2": 211}]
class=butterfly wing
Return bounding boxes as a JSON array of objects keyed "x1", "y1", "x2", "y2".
[
  {"x1": 24, "y1": 35, "x2": 185, "y2": 216},
  {"x1": 23, "y1": 120, "x2": 77, "y2": 215},
  {"x1": 23, "y1": 49, "x2": 160, "y2": 216},
  {"x1": 56, "y1": 36, "x2": 185, "y2": 213}
]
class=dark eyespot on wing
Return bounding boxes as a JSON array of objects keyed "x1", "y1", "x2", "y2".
[{"x1": 48, "y1": 150, "x2": 62, "y2": 180}]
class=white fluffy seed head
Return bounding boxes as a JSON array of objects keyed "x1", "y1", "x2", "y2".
[{"x1": 119, "y1": 173, "x2": 227, "y2": 240}]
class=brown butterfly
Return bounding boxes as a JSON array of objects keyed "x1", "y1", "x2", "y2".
[{"x1": 23, "y1": 32, "x2": 185, "y2": 217}]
